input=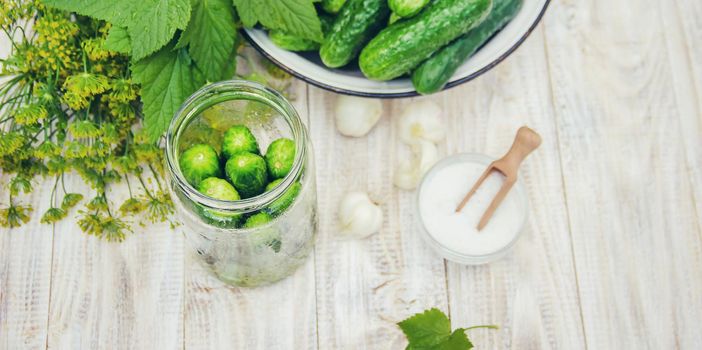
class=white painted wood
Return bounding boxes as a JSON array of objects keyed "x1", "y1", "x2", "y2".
[
  {"x1": 440, "y1": 26, "x2": 586, "y2": 350},
  {"x1": 45, "y1": 175, "x2": 184, "y2": 349},
  {"x1": 183, "y1": 81, "x2": 319, "y2": 350},
  {"x1": 542, "y1": 0, "x2": 702, "y2": 348},
  {"x1": 663, "y1": 0, "x2": 702, "y2": 237},
  {"x1": 0, "y1": 179, "x2": 54, "y2": 350},
  {"x1": 2, "y1": 1, "x2": 702, "y2": 348},
  {"x1": 308, "y1": 88, "x2": 449, "y2": 349}
]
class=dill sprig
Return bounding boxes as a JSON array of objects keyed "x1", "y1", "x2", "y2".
[{"x1": 0, "y1": 2, "x2": 172, "y2": 241}]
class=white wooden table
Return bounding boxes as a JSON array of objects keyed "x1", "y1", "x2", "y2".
[{"x1": 2, "y1": 0, "x2": 702, "y2": 348}]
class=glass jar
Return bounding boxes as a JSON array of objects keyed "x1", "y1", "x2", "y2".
[
  {"x1": 165, "y1": 80, "x2": 317, "y2": 287},
  {"x1": 415, "y1": 153, "x2": 528, "y2": 265}
]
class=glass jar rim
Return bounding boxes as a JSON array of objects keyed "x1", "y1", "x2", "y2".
[{"x1": 165, "y1": 80, "x2": 307, "y2": 213}]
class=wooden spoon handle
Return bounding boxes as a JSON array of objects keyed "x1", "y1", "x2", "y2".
[{"x1": 498, "y1": 126, "x2": 542, "y2": 174}]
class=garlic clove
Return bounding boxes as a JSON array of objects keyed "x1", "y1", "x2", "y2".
[
  {"x1": 397, "y1": 100, "x2": 445, "y2": 144},
  {"x1": 338, "y1": 191, "x2": 383, "y2": 239},
  {"x1": 393, "y1": 140, "x2": 439, "y2": 190},
  {"x1": 335, "y1": 95, "x2": 383, "y2": 137}
]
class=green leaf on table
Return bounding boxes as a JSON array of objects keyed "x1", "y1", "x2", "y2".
[
  {"x1": 434, "y1": 329, "x2": 473, "y2": 350},
  {"x1": 177, "y1": 0, "x2": 238, "y2": 81},
  {"x1": 131, "y1": 45, "x2": 204, "y2": 142},
  {"x1": 104, "y1": 26, "x2": 131, "y2": 53},
  {"x1": 398, "y1": 308, "x2": 453, "y2": 348},
  {"x1": 43, "y1": 0, "x2": 192, "y2": 60},
  {"x1": 232, "y1": 0, "x2": 323, "y2": 42}
]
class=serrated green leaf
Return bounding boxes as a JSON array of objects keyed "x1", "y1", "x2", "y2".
[
  {"x1": 435, "y1": 329, "x2": 473, "y2": 350},
  {"x1": 128, "y1": 0, "x2": 192, "y2": 60},
  {"x1": 398, "y1": 308, "x2": 452, "y2": 348},
  {"x1": 41, "y1": 0, "x2": 134, "y2": 25},
  {"x1": 104, "y1": 26, "x2": 131, "y2": 53},
  {"x1": 232, "y1": 0, "x2": 259, "y2": 27},
  {"x1": 43, "y1": 0, "x2": 192, "y2": 60},
  {"x1": 178, "y1": 0, "x2": 238, "y2": 81},
  {"x1": 233, "y1": 0, "x2": 323, "y2": 42},
  {"x1": 131, "y1": 45, "x2": 204, "y2": 142}
]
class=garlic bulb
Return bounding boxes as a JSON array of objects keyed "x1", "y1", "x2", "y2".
[
  {"x1": 335, "y1": 95, "x2": 383, "y2": 137},
  {"x1": 337, "y1": 191, "x2": 383, "y2": 239},
  {"x1": 397, "y1": 100, "x2": 445, "y2": 144},
  {"x1": 393, "y1": 140, "x2": 439, "y2": 190}
]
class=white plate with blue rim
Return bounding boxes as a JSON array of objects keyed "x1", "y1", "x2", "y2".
[{"x1": 243, "y1": 0, "x2": 550, "y2": 98}]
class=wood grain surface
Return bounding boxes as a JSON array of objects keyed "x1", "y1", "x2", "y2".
[{"x1": 1, "y1": 1, "x2": 701, "y2": 349}]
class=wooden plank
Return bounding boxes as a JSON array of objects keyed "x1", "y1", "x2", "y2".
[
  {"x1": 0, "y1": 180, "x2": 54, "y2": 350},
  {"x1": 440, "y1": 26, "x2": 586, "y2": 349},
  {"x1": 46, "y1": 175, "x2": 184, "y2": 349},
  {"x1": 308, "y1": 89, "x2": 449, "y2": 349},
  {"x1": 542, "y1": 0, "x2": 702, "y2": 347},
  {"x1": 663, "y1": 0, "x2": 702, "y2": 233},
  {"x1": 183, "y1": 81, "x2": 318, "y2": 350}
]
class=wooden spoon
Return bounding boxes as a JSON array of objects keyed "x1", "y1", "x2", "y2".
[{"x1": 455, "y1": 126, "x2": 542, "y2": 231}]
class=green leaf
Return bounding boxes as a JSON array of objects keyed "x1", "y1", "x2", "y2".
[
  {"x1": 104, "y1": 26, "x2": 131, "y2": 53},
  {"x1": 178, "y1": 0, "x2": 238, "y2": 81},
  {"x1": 41, "y1": 0, "x2": 134, "y2": 25},
  {"x1": 398, "y1": 308, "x2": 452, "y2": 348},
  {"x1": 128, "y1": 0, "x2": 192, "y2": 60},
  {"x1": 435, "y1": 329, "x2": 473, "y2": 350},
  {"x1": 43, "y1": 0, "x2": 192, "y2": 60},
  {"x1": 232, "y1": 0, "x2": 323, "y2": 42},
  {"x1": 131, "y1": 45, "x2": 204, "y2": 142}
]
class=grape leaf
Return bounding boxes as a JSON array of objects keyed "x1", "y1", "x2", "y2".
[
  {"x1": 131, "y1": 45, "x2": 204, "y2": 141},
  {"x1": 232, "y1": 0, "x2": 323, "y2": 42},
  {"x1": 104, "y1": 26, "x2": 131, "y2": 53},
  {"x1": 42, "y1": 0, "x2": 191, "y2": 60},
  {"x1": 177, "y1": 0, "x2": 238, "y2": 81},
  {"x1": 398, "y1": 308, "x2": 453, "y2": 348}
]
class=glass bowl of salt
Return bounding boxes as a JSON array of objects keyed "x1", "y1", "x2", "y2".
[{"x1": 415, "y1": 153, "x2": 529, "y2": 265}]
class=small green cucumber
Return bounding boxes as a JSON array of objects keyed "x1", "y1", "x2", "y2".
[
  {"x1": 319, "y1": 0, "x2": 390, "y2": 68},
  {"x1": 389, "y1": 0, "x2": 430, "y2": 18},
  {"x1": 412, "y1": 0, "x2": 523, "y2": 94},
  {"x1": 359, "y1": 0, "x2": 493, "y2": 81}
]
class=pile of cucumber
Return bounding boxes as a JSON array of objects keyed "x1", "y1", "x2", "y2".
[
  {"x1": 269, "y1": 0, "x2": 523, "y2": 95},
  {"x1": 179, "y1": 125, "x2": 300, "y2": 234}
]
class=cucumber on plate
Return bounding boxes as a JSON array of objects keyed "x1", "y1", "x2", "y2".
[
  {"x1": 359, "y1": 0, "x2": 493, "y2": 81},
  {"x1": 412, "y1": 0, "x2": 523, "y2": 94},
  {"x1": 319, "y1": 0, "x2": 390, "y2": 68}
]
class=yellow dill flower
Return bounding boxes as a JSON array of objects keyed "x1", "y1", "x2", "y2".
[
  {"x1": 63, "y1": 72, "x2": 110, "y2": 97},
  {"x1": 0, "y1": 204, "x2": 32, "y2": 228},
  {"x1": 68, "y1": 120, "x2": 100, "y2": 139},
  {"x1": 33, "y1": 83, "x2": 57, "y2": 105},
  {"x1": 40, "y1": 207, "x2": 67, "y2": 224},
  {"x1": 0, "y1": 131, "x2": 26, "y2": 157},
  {"x1": 77, "y1": 212, "x2": 102, "y2": 235},
  {"x1": 46, "y1": 156, "x2": 68, "y2": 175},
  {"x1": 61, "y1": 91, "x2": 90, "y2": 110},
  {"x1": 35, "y1": 141, "x2": 61, "y2": 158},
  {"x1": 61, "y1": 193, "x2": 84, "y2": 210},
  {"x1": 82, "y1": 38, "x2": 111, "y2": 61},
  {"x1": 15, "y1": 103, "x2": 47, "y2": 125},
  {"x1": 100, "y1": 123, "x2": 121, "y2": 145},
  {"x1": 64, "y1": 141, "x2": 89, "y2": 159},
  {"x1": 109, "y1": 78, "x2": 137, "y2": 102},
  {"x1": 119, "y1": 198, "x2": 146, "y2": 216}
]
